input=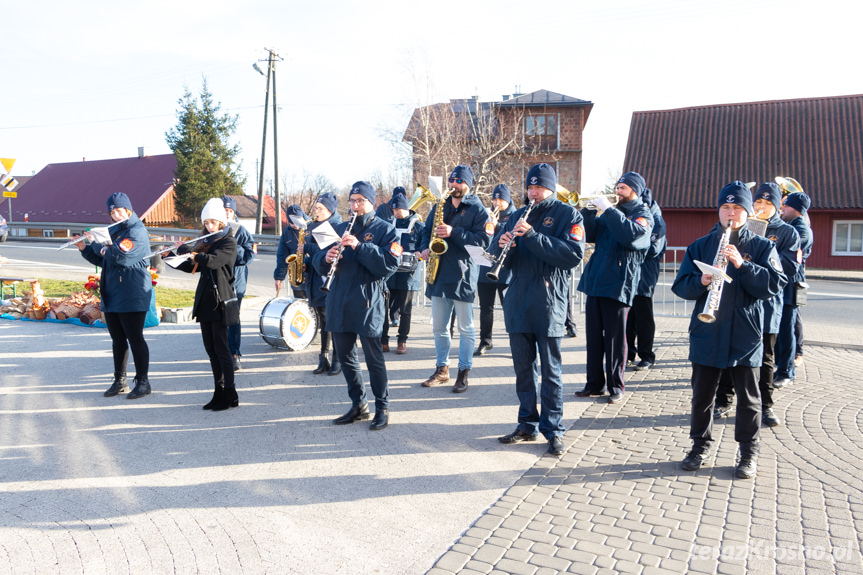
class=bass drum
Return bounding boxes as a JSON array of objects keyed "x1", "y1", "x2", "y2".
[{"x1": 259, "y1": 297, "x2": 318, "y2": 351}]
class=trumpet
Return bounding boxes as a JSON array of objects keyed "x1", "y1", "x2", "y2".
[
  {"x1": 556, "y1": 184, "x2": 618, "y2": 209},
  {"x1": 320, "y1": 211, "x2": 358, "y2": 293},
  {"x1": 486, "y1": 200, "x2": 536, "y2": 282}
]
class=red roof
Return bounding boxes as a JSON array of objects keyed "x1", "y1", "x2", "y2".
[
  {"x1": 4, "y1": 154, "x2": 176, "y2": 224},
  {"x1": 622, "y1": 94, "x2": 863, "y2": 210}
]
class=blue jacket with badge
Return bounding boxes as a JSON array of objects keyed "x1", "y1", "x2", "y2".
[
  {"x1": 228, "y1": 221, "x2": 255, "y2": 297},
  {"x1": 636, "y1": 199, "x2": 667, "y2": 298},
  {"x1": 491, "y1": 195, "x2": 584, "y2": 337},
  {"x1": 386, "y1": 212, "x2": 425, "y2": 292},
  {"x1": 419, "y1": 192, "x2": 492, "y2": 302},
  {"x1": 80, "y1": 213, "x2": 153, "y2": 314},
  {"x1": 478, "y1": 203, "x2": 517, "y2": 286},
  {"x1": 784, "y1": 216, "x2": 812, "y2": 306},
  {"x1": 312, "y1": 212, "x2": 399, "y2": 337},
  {"x1": 672, "y1": 223, "x2": 787, "y2": 368},
  {"x1": 577, "y1": 197, "x2": 654, "y2": 306},
  {"x1": 303, "y1": 211, "x2": 343, "y2": 307},
  {"x1": 763, "y1": 215, "x2": 800, "y2": 332}
]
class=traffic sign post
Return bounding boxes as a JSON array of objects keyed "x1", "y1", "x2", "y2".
[{"x1": 2, "y1": 157, "x2": 17, "y2": 227}]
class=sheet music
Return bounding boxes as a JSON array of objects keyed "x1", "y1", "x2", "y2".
[
  {"x1": 694, "y1": 260, "x2": 732, "y2": 283},
  {"x1": 89, "y1": 226, "x2": 113, "y2": 246},
  {"x1": 162, "y1": 254, "x2": 194, "y2": 269},
  {"x1": 311, "y1": 221, "x2": 340, "y2": 250},
  {"x1": 290, "y1": 215, "x2": 307, "y2": 230},
  {"x1": 465, "y1": 245, "x2": 495, "y2": 267}
]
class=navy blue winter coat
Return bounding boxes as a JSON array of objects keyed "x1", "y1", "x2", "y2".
[
  {"x1": 763, "y1": 215, "x2": 800, "y2": 332},
  {"x1": 478, "y1": 203, "x2": 517, "y2": 286},
  {"x1": 635, "y1": 201, "x2": 667, "y2": 298},
  {"x1": 783, "y1": 216, "x2": 813, "y2": 306},
  {"x1": 490, "y1": 195, "x2": 585, "y2": 337},
  {"x1": 80, "y1": 213, "x2": 153, "y2": 313},
  {"x1": 229, "y1": 221, "x2": 255, "y2": 297},
  {"x1": 274, "y1": 225, "x2": 304, "y2": 282},
  {"x1": 386, "y1": 212, "x2": 425, "y2": 292},
  {"x1": 303, "y1": 211, "x2": 343, "y2": 307},
  {"x1": 577, "y1": 197, "x2": 654, "y2": 306},
  {"x1": 419, "y1": 193, "x2": 492, "y2": 302},
  {"x1": 671, "y1": 223, "x2": 787, "y2": 368},
  {"x1": 312, "y1": 212, "x2": 399, "y2": 337}
]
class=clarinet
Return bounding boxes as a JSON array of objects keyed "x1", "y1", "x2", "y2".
[
  {"x1": 486, "y1": 200, "x2": 535, "y2": 282},
  {"x1": 697, "y1": 221, "x2": 732, "y2": 323},
  {"x1": 320, "y1": 211, "x2": 358, "y2": 293}
]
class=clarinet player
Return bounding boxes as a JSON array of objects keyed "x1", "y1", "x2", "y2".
[{"x1": 671, "y1": 181, "x2": 786, "y2": 479}]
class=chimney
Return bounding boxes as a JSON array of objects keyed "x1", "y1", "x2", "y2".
[
  {"x1": 502, "y1": 95, "x2": 510, "y2": 101},
  {"x1": 138, "y1": 146, "x2": 149, "y2": 158}
]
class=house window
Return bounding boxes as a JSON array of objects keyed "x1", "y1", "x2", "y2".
[
  {"x1": 833, "y1": 221, "x2": 863, "y2": 255},
  {"x1": 42, "y1": 229, "x2": 55, "y2": 238},
  {"x1": 524, "y1": 114, "x2": 558, "y2": 151}
]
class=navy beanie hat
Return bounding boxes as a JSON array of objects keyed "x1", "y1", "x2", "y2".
[
  {"x1": 106, "y1": 192, "x2": 133, "y2": 213},
  {"x1": 718, "y1": 181, "x2": 753, "y2": 214},
  {"x1": 449, "y1": 165, "x2": 474, "y2": 188},
  {"x1": 640, "y1": 187, "x2": 654, "y2": 207},
  {"x1": 618, "y1": 172, "x2": 646, "y2": 197},
  {"x1": 317, "y1": 192, "x2": 338, "y2": 215},
  {"x1": 391, "y1": 193, "x2": 409, "y2": 210},
  {"x1": 286, "y1": 204, "x2": 306, "y2": 220},
  {"x1": 784, "y1": 191, "x2": 811, "y2": 215},
  {"x1": 755, "y1": 183, "x2": 782, "y2": 213},
  {"x1": 221, "y1": 195, "x2": 237, "y2": 213},
  {"x1": 349, "y1": 181, "x2": 376, "y2": 206},
  {"x1": 392, "y1": 186, "x2": 406, "y2": 198},
  {"x1": 525, "y1": 163, "x2": 557, "y2": 192},
  {"x1": 492, "y1": 184, "x2": 512, "y2": 203}
]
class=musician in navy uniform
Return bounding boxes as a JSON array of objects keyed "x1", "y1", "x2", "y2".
[
  {"x1": 714, "y1": 183, "x2": 799, "y2": 427},
  {"x1": 222, "y1": 196, "x2": 256, "y2": 372},
  {"x1": 380, "y1": 192, "x2": 425, "y2": 354},
  {"x1": 474, "y1": 184, "x2": 517, "y2": 357},
  {"x1": 304, "y1": 192, "x2": 343, "y2": 376},
  {"x1": 492, "y1": 164, "x2": 585, "y2": 456},
  {"x1": 274, "y1": 204, "x2": 308, "y2": 299},
  {"x1": 313, "y1": 182, "x2": 399, "y2": 430},
  {"x1": 774, "y1": 191, "x2": 813, "y2": 389},
  {"x1": 672, "y1": 181, "x2": 786, "y2": 479},
  {"x1": 575, "y1": 172, "x2": 653, "y2": 404}
]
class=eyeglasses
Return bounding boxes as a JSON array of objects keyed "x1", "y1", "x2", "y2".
[
  {"x1": 449, "y1": 178, "x2": 465, "y2": 184},
  {"x1": 348, "y1": 198, "x2": 367, "y2": 205}
]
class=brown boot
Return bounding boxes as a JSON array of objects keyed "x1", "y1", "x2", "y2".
[
  {"x1": 421, "y1": 365, "x2": 450, "y2": 387},
  {"x1": 452, "y1": 369, "x2": 469, "y2": 393}
]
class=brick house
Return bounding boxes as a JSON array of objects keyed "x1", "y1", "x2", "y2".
[
  {"x1": 622, "y1": 94, "x2": 863, "y2": 270},
  {"x1": 403, "y1": 89, "x2": 593, "y2": 201}
]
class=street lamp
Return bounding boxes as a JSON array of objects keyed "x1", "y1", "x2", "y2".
[{"x1": 253, "y1": 48, "x2": 283, "y2": 236}]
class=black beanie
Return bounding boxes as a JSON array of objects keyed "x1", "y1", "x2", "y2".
[
  {"x1": 718, "y1": 181, "x2": 753, "y2": 214},
  {"x1": 755, "y1": 183, "x2": 782, "y2": 213},
  {"x1": 784, "y1": 191, "x2": 811, "y2": 215}
]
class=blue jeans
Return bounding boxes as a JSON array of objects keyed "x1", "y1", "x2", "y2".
[
  {"x1": 431, "y1": 296, "x2": 475, "y2": 371},
  {"x1": 510, "y1": 332, "x2": 565, "y2": 440},
  {"x1": 227, "y1": 294, "x2": 244, "y2": 356},
  {"x1": 774, "y1": 305, "x2": 798, "y2": 381}
]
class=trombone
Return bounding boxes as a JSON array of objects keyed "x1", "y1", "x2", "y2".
[{"x1": 556, "y1": 184, "x2": 618, "y2": 210}]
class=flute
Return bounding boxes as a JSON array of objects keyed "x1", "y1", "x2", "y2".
[
  {"x1": 320, "y1": 211, "x2": 358, "y2": 293},
  {"x1": 56, "y1": 219, "x2": 128, "y2": 250},
  {"x1": 143, "y1": 231, "x2": 221, "y2": 260}
]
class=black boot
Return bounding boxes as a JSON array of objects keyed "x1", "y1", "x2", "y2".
[
  {"x1": 212, "y1": 384, "x2": 237, "y2": 411},
  {"x1": 127, "y1": 377, "x2": 151, "y2": 399},
  {"x1": 104, "y1": 373, "x2": 128, "y2": 397},
  {"x1": 327, "y1": 353, "x2": 342, "y2": 376},
  {"x1": 370, "y1": 408, "x2": 389, "y2": 431},
  {"x1": 333, "y1": 403, "x2": 370, "y2": 425},
  {"x1": 313, "y1": 353, "x2": 330, "y2": 375},
  {"x1": 203, "y1": 384, "x2": 224, "y2": 410}
]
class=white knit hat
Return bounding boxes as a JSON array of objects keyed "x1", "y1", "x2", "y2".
[{"x1": 201, "y1": 198, "x2": 228, "y2": 225}]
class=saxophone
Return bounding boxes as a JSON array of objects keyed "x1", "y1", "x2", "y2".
[
  {"x1": 286, "y1": 228, "x2": 306, "y2": 287},
  {"x1": 426, "y1": 188, "x2": 453, "y2": 285},
  {"x1": 697, "y1": 222, "x2": 732, "y2": 323}
]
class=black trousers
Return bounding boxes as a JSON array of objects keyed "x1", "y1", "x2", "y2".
[
  {"x1": 332, "y1": 332, "x2": 389, "y2": 411},
  {"x1": 716, "y1": 333, "x2": 777, "y2": 410},
  {"x1": 625, "y1": 295, "x2": 655, "y2": 363},
  {"x1": 584, "y1": 296, "x2": 629, "y2": 395},
  {"x1": 314, "y1": 306, "x2": 331, "y2": 355},
  {"x1": 690, "y1": 363, "x2": 761, "y2": 456},
  {"x1": 381, "y1": 290, "x2": 415, "y2": 344},
  {"x1": 477, "y1": 282, "x2": 506, "y2": 347},
  {"x1": 795, "y1": 310, "x2": 804, "y2": 356},
  {"x1": 104, "y1": 311, "x2": 149, "y2": 379},
  {"x1": 200, "y1": 320, "x2": 234, "y2": 390}
]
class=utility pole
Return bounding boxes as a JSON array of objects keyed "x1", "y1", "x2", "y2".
[{"x1": 252, "y1": 48, "x2": 283, "y2": 236}]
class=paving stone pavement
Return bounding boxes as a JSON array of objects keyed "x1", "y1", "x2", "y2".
[{"x1": 1, "y1": 266, "x2": 861, "y2": 574}]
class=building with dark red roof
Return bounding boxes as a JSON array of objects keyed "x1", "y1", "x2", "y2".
[{"x1": 622, "y1": 94, "x2": 863, "y2": 270}]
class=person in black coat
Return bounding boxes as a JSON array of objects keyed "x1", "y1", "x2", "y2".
[
  {"x1": 492, "y1": 164, "x2": 585, "y2": 457},
  {"x1": 313, "y1": 182, "x2": 399, "y2": 430},
  {"x1": 222, "y1": 196, "x2": 256, "y2": 372},
  {"x1": 173, "y1": 198, "x2": 239, "y2": 412},
  {"x1": 76, "y1": 192, "x2": 154, "y2": 399},
  {"x1": 672, "y1": 182, "x2": 786, "y2": 479},
  {"x1": 474, "y1": 184, "x2": 517, "y2": 357}
]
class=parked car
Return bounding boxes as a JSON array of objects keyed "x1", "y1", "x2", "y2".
[{"x1": 0, "y1": 216, "x2": 7, "y2": 242}]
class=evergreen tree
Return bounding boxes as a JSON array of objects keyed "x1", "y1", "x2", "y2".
[{"x1": 166, "y1": 79, "x2": 246, "y2": 225}]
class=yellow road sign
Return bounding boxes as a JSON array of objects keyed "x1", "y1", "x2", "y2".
[
  {"x1": 0, "y1": 158, "x2": 15, "y2": 173},
  {"x1": 2, "y1": 190, "x2": 16, "y2": 198}
]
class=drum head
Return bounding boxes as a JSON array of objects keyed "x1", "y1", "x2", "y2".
[{"x1": 259, "y1": 298, "x2": 318, "y2": 351}]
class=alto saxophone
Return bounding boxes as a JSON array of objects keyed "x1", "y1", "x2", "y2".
[
  {"x1": 697, "y1": 222, "x2": 732, "y2": 323},
  {"x1": 426, "y1": 188, "x2": 453, "y2": 285},
  {"x1": 286, "y1": 228, "x2": 306, "y2": 287}
]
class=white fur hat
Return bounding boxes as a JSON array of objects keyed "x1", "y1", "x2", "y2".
[{"x1": 201, "y1": 198, "x2": 228, "y2": 225}]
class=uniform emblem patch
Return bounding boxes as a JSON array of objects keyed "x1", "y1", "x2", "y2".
[
  {"x1": 364, "y1": 233, "x2": 374, "y2": 242},
  {"x1": 796, "y1": 248, "x2": 803, "y2": 264},
  {"x1": 768, "y1": 235, "x2": 778, "y2": 242},
  {"x1": 390, "y1": 242, "x2": 403, "y2": 257},
  {"x1": 119, "y1": 239, "x2": 134, "y2": 252},
  {"x1": 742, "y1": 253, "x2": 752, "y2": 262},
  {"x1": 485, "y1": 222, "x2": 494, "y2": 235},
  {"x1": 769, "y1": 257, "x2": 782, "y2": 271},
  {"x1": 635, "y1": 217, "x2": 649, "y2": 228},
  {"x1": 570, "y1": 224, "x2": 584, "y2": 241},
  {"x1": 543, "y1": 217, "x2": 554, "y2": 227}
]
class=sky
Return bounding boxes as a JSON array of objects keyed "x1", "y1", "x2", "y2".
[{"x1": 2, "y1": 0, "x2": 861, "y2": 198}]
